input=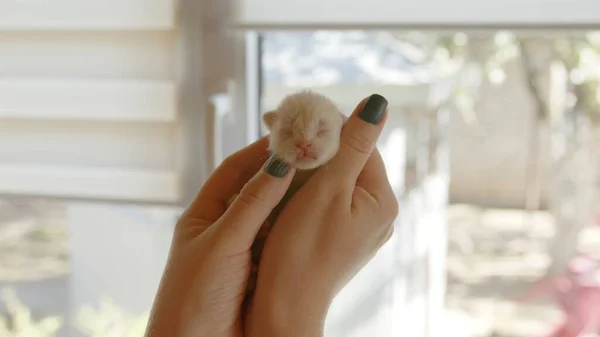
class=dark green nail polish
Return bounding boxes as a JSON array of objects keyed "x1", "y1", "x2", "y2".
[
  {"x1": 358, "y1": 94, "x2": 388, "y2": 124},
  {"x1": 264, "y1": 156, "x2": 289, "y2": 178}
]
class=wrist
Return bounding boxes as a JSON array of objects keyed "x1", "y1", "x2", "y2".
[{"x1": 246, "y1": 287, "x2": 330, "y2": 337}]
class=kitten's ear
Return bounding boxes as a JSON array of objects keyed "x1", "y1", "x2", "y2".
[{"x1": 262, "y1": 111, "x2": 277, "y2": 131}]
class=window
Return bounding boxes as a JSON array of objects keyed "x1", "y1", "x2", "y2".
[{"x1": 2, "y1": 1, "x2": 599, "y2": 336}]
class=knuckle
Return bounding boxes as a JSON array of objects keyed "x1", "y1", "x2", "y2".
[
  {"x1": 355, "y1": 186, "x2": 379, "y2": 208},
  {"x1": 343, "y1": 131, "x2": 375, "y2": 156},
  {"x1": 378, "y1": 186, "x2": 399, "y2": 219},
  {"x1": 237, "y1": 182, "x2": 267, "y2": 207},
  {"x1": 372, "y1": 194, "x2": 398, "y2": 227},
  {"x1": 386, "y1": 196, "x2": 400, "y2": 222},
  {"x1": 367, "y1": 188, "x2": 399, "y2": 223},
  {"x1": 312, "y1": 174, "x2": 349, "y2": 205},
  {"x1": 226, "y1": 193, "x2": 238, "y2": 207},
  {"x1": 329, "y1": 191, "x2": 349, "y2": 212},
  {"x1": 220, "y1": 153, "x2": 238, "y2": 169},
  {"x1": 380, "y1": 224, "x2": 395, "y2": 245}
]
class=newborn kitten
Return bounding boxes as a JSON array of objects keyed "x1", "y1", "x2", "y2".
[
  {"x1": 227, "y1": 90, "x2": 346, "y2": 301},
  {"x1": 264, "y1": 89, "x2": 346, "y2": 170}
]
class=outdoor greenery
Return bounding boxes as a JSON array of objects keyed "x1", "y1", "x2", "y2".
[
  {"x1": 390, "y1": 30, "x2": 600, "y2": 125},
  {"x1": 75, "y1": 297, "x2": 149, "y2": 337},
  {"x1": 0, "y1": 288, "x2": 62, "y2": 337},
  {"x1": 0, "y1": 288, "x2": 148, "y2": 337}
]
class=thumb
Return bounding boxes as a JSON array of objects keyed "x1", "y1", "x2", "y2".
[
  {"x1": 326, "y1": 94, "x2": 388, "y2": 186},
  {"x1": 215, "y1": 155, "x2": 295, "y2": 248}
]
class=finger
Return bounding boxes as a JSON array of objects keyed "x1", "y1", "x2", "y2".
[
  {"x1": 183, "y1": 136, "x2": 271, "y2": 224},
  {"x1": 326, "y1": 94, "x2": 388, "y2": 186},
  {"x1": 354, "y1": 148, "x2": 399, "y2": 220},
  {"x1": 215, "y1": 156, "x2": 295, "y2": 248},
  {"x1": 355, "y1": 148, "x2": 395, "y2": 203}
]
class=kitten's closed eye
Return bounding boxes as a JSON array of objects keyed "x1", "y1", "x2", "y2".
[
  {"x1": 317, "y1": 120, "x2": 329, "y2": 137},
  {"x1": 317, "y1": 129, "x2": 329, "y2": 137}
]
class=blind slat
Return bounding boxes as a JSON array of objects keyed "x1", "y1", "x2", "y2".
[
  {"x1": 0, "y1": 119, "x2": 176, "y2": 169},
  {"x1": 0, "y1": 164, "x2": 179, "y2": 203},
  {"x1": 0, "y1": 0, "x2": 174, "y2": 30},
  {"x1": 0, "y1": 79, "x2": 176, "y2": 122},
  {"x1": 0, "y1": 31, "x2": 173, "y2": 79}
]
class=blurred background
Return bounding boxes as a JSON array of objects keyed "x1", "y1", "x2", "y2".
[{"x1": 1, "y1": 1, "x2": 599, "y2": 337}]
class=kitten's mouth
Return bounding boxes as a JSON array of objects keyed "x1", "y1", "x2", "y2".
[
  {"x1": 296, "y1": 152, "x2": 317, "y2": 161},
  {"x1": 290, "y1": 152, "x2": 321, "y2": 170}
]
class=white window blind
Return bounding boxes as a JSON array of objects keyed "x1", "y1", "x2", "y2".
[
  {"x1": 234, "y1": 0, "x2": 600, "y2": 29},
  {"x1": 0, "y1": 0, "x2": 206, "y2": 205}
]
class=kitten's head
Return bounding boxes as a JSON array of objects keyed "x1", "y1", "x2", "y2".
[{"x1": 263, "y1": 90, "x2": 345, "y2": 170}]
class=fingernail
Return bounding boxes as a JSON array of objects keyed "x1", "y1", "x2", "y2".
[
  {"x1": 358, "y1": 94, "x2": 388, "y2": 124},
  {"x1": 263, "y1": 156, "x2": 290, "y2": 178}
]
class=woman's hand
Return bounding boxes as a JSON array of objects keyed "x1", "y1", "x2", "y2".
[
  {"x1": 246, "y1": 94, "x2": 399, "y2": 337},
  {"x1": 144, "y1": 137, "x2": 296, "y2": 337}
]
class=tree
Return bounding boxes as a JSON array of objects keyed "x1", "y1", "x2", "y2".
[
  {"x1": 541, "y1": 36, "x2": 600, "y2": 277},
  {"x1": 448, "y1": 33, "x2": 599, "y2": 278},
  {"x1": 389, "y1": 30, "x2": 599, "y2": 278}
]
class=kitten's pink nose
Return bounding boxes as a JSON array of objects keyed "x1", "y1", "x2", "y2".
[{"x1": 295, "y1": 139, "x2": 312, "y2": 150}]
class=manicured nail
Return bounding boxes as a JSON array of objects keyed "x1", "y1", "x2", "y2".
[
  {"x1": 358, "y1": 94, "x2": 388, "y2": 124},
  {"x1": 263, "y1": 156, "x2": 289, "y2": 178}
]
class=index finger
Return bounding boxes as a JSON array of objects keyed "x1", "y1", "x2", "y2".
[
  {"x1": 183, "y1": 136, "x2": 271, "y2": 223},
  {"x1": 326, "y1": 94, "x2": 388, "y2": 185}
]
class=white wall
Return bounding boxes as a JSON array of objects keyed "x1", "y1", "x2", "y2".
[{"x1": 448, "y1": 59, "x2": 551, "y2": 208}]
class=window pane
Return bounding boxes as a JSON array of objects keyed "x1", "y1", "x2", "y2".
[{"x1": 0, "y1": 197, "x2": 179, "y2": 336}]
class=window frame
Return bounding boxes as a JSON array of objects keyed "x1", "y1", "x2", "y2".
[{"x1": 234, "y1": 0, "x2": 600, "y2": 30}]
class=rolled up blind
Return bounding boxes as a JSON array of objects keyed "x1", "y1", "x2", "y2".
[
  {"x1": 0, "y1": 0, "x2": 202, "y2": 205},
  {"x1": 233, "y1": 0, "x2": 600, "y2": 29}
]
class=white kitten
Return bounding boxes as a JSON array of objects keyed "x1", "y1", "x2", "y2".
[{"x1": 263, "y1": 90, "x2": 346, "y2": 170}]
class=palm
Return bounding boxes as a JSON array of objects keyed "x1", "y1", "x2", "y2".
[{"x1": 179, "y1": 221, "x2": 254, "y2": 337}]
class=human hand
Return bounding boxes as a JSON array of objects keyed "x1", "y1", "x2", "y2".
[
  {"x1": 144, "y1": 137, "x2": 296, "y2": 337},
  {"x1": 245, "y1": 94, "x2": 399, "y2": 337}
]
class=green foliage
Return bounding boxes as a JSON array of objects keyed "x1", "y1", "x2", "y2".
[
  {"x1": 0, "y1": 288, "x2": 63, "y2": 337},
  {"x1": 395, "y1": 30, "x2": 600, "y2": 125},
  {"x1": 383, "y1": 31, "x2": 521, "y2": 132},
  {"x1": 0, "y1": 288, "x2": 149, "y2": 337},
  {"x1": 75, "y1": 297, "x2": 149, "y2": 337},
  {"x1": 440, "y1": 30, "x2": 600, "y2": 125},
  {"x1": 554, "y1": 33, "x2": 600, "y2": 122},
  {"x1": 435, "y1": 31, "x2": 520, "y2": 131}
]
